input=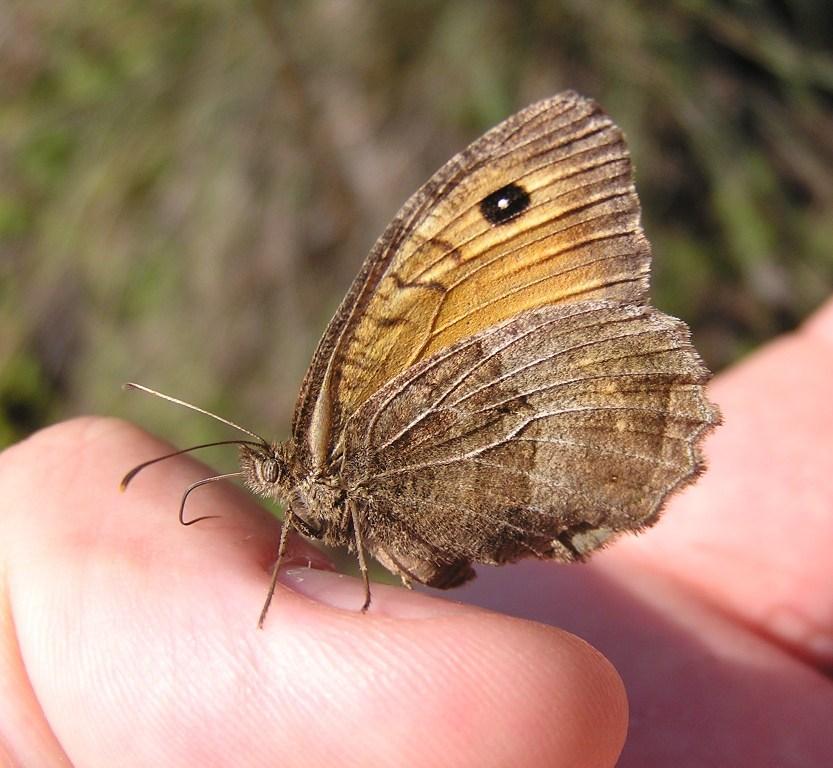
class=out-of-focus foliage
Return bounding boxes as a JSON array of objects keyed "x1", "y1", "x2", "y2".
[{"x1": 2, "y1": 0, "x2": 832, "y2": 449}]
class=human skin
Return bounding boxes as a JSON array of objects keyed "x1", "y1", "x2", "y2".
[{"x1": 1, "y1": 299, "x2": 832, "y2": 767}]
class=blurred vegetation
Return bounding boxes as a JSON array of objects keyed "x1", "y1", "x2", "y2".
[{"x1": 1, "y1": 0, "x2": 832, "y2": 453}]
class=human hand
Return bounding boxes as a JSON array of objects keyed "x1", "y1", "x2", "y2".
[{"x1": 2, "y1": 300, "x2": 832, "y2": 767}]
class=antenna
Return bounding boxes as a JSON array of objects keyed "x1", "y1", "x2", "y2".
[
  {"x1": 178, "y1": 472, "x2": 244, "y2": 526},
  {"x1": 123, "y1": 382, "x2": 267, "y2": 443},
  {"x1": 120, "y1": 440, "x2": 262, "y2": 491}
]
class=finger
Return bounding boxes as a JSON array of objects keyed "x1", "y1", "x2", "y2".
[
  {"x1": 607, "y1": 296, "x2": 833, "y2": 664},
  {"x1": 0, "y1": 418, "x2": 627, "y2": 768},
  {"x1": 0, "y1": 417, "x2": 331, "y2": 768}
]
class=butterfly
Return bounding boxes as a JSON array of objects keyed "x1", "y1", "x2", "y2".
[{"x1": 124, "y1": 91, "x2": 720, "y2": 626}]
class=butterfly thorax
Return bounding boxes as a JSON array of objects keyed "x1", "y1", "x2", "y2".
[{"x1": 239, "y1": 442, "x2": 349, "y2": 546}]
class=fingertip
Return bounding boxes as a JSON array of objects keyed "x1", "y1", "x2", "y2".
[{"x1": 257, "y1": 578, "x2": 628, "y2": 767}]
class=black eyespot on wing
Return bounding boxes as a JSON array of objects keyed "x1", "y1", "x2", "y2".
[{"x1": 479, "y1": 183, "x2": 531, "y2": 225}]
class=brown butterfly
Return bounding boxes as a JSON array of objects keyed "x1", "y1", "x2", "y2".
[{"x1": 124, "y1": 91, "x2": 720, "y2": 626}]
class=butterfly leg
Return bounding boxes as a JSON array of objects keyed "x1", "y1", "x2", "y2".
[
  {"x1": 349, "y1": 500, "x2": 372, "y2": 612},
  {"x1": 257, "y1": 507, "x2": 297, "y2": 628}
]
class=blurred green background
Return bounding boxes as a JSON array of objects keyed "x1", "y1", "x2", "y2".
[{"x1": 2, "y1": 0, "x2": 832, "y2": 454}]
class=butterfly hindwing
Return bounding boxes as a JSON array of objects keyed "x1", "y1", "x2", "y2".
[{"x1": 341, "y1": 301, "x2": 717, "y2": 584}]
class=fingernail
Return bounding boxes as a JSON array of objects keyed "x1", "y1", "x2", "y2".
[
  {"x1": 280, "y1": 567, "x2": 367, "y2": 610},
  {"x1": 279, "y1": 566, "x2": 468, "y2": 617}
]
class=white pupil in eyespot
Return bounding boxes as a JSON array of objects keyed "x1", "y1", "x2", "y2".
[{"x1": 497, "y1": 197, "x2": 510, "y2": 209}]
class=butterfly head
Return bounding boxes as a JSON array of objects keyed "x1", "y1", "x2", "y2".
[
  {"x1": 239, "y1": 441, "x2": 339, "y2": 542},
  {"x1": 239, "y1": 441, "x2": 294, "y2": 501}
]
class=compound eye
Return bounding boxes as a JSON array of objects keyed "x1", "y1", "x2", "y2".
[{"x1": 260, "y1": 457, "x2": 279, "y2": 484}]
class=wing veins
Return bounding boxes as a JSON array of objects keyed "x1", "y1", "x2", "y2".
[
  {"x1": 408, "y1": 141, "x2": 630, "y2": 283},
  {"x1": 371, "y1": 305, "x2": 619, "y2": 449},
  {"x1": 432, "y1": 240, "x2": 642, "y2": 341},
  {"x1": 515, "y1": 436, "x2": 685, "y2": 470},
  {"x1": 451, "y1": 349, "x2": 693, "y2": 411},
  {"x1": 372, "y1": 403, "x2": 692, "y2": 483},
  {"x1": 405, "y1": 161, "x2": 631, "y2": 285},
  {"x1": 449, "y1": 325, "x2": 666, "y2": 409},
  {"x1": 370, "y1": 488, "x2": 551, "y2": 556},
  {"x1": 441, "y1": 191, "x2": 634, "y2": 292}
]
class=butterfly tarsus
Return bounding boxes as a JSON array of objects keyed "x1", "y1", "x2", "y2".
[
  {"x1": 350, "y1": 500, "x2": 372, "y2": 612},
  {"x1": 258, "y1": 508, "x2": 296, "y2": 628}
]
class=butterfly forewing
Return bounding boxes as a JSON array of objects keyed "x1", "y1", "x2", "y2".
[{"x1": 294, "y1": 91, "x2": 651, "y2": 469}]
